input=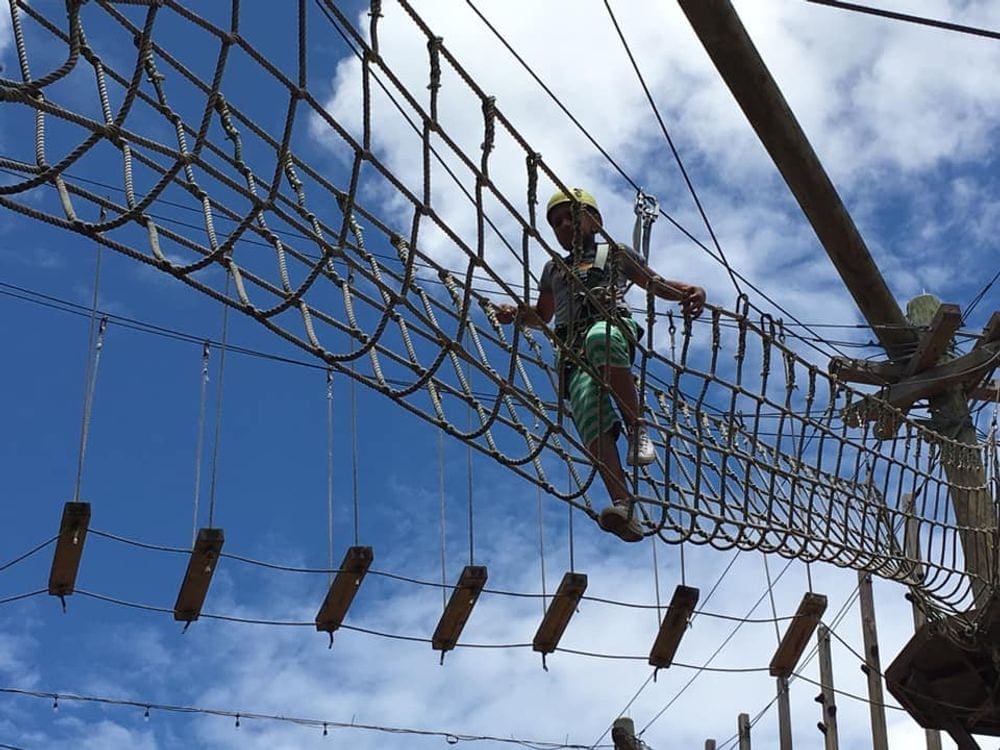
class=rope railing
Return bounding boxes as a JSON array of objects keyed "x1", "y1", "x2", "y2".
[{"x1": 1, "y1": 0, "x2": 995, "y2": 620}]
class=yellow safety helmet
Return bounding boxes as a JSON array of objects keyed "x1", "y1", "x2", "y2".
[{"x1": 545, "y1": 187, "x2": 601, "y2": 223}]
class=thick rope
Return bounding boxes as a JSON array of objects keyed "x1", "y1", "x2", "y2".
[{"x1": 2, "y1": 0, "x2": 996, "y2": 622}]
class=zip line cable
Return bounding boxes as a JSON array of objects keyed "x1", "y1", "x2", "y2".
[
  {"x1": 963, "y1": 264, "x2": 1000, "y2": 324},
  {"x1": 601, "y1": 0, "x2": 742, "y2": 297},
  {"x1": 461, "y1": 0, "x2": 851, "y2": 363},
  {"x1": 804, "y1": 0, "x2": 1000, "y2": 41},
  {"x1": 638, "y1": 556, "x2": 795, "y2": 737},
  {"x1": 0, "y1": 686, "x2": 604, "y2": 749}
]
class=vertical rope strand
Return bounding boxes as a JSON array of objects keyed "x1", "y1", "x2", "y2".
[
  {"x1": 467, "y1": 363, "x2": 475, "y2": 565},
  {"x1": 206, "y1": 274, "x2": 232, "y2": 529},
  {"x1": 72, "y1": 245, "x2": 104, "y2": 502},
  {"x1": 350, "y1": 363, "x2": 360, "y2": 546},
  {"x1": 326, "y1": 367, "x2": 335, "y2": 580},
  {"x1": 763, "y1": 554, "x2": 782, "y2": 645},
  {"x1": 651, "y1": 533, "x2": 663, "y2": 626},
  {"x1": 567, "y1": 462, "x2": 575, "y2": 573},
  {"x1": 438, "y1": 428, "x2": 447, "y2": 610},
  {"x1": 680, "y1": 545, "x2": 686, "y2": 587},
  {"x1": 191, "y1": 342, "x2": 211, "y2": 544},
  {"x1": 538, "y1": 482, "x2": 547, "y2": 614}
]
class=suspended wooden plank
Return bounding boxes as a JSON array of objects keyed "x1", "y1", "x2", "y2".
[
  {"x1": 533, "y1": 572, "x2": 587, "y2": 655},
  {"x1": 48, "y1": 502, "x2": 91, "y2": 598},
  {"x1": 648, "y1": 584, "x2": 699, "y2": 668},
  {"x1": 315, "y1": 545, "x2": 373, "y2": 633},
  {"x1": 769, "y1": 592, "x2": 827, "y2": 678},
  {"x1": 432, "y1": 565, "x2": 488, "y2": 653},
  {"x1": 173, "y1": 528, "x2": 224, "y2": 623}
]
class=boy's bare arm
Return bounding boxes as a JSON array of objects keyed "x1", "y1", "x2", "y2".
[
  {"x1": 620, "y1": 250, "x2": 706, "y2": 318},
  {"x1": 493, "y1": 290, "x2": 555, "y2": 328}
]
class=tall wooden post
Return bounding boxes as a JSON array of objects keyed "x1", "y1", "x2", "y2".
[
  {"x1": 903, "y1": 495, "x2": 944, "y2": 750},
  {"x1": 776, "y1": 675, "x2": 793, "y2": 750},
  {"x1": 611, "y1": 717, "x2": 640, "y2": 750},
  {"x1": 705, "y1": 741, "x2": 717, "y2": 750},
  {"x1": 816, "y1": 625, "x2": 840, "y2": 750},
  {"x1": 676, "y1": 0, "x2": 995, "y2": 599},
  {"x1": 858, "y1": 572, "x2": 889, "y2": 750},
  {"x1": 738, "y1": 713, "x2": 752, "y2": 750},
  {"x1": 906, "y1": 295, "x2": 995, "y2": 605}
]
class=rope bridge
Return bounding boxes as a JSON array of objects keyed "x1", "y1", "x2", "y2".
[{"x1": 1, "y1": 0, "x2": 996, "y2": 617}]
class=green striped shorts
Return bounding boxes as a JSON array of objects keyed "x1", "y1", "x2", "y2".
[{"x1": 564, "y1": 318, "x2": 638, "y2": 447}]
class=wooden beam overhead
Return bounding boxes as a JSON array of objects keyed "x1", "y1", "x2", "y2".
[
  {"x1": 432, "y1": 565, "x2": 488, "y2": 653},
  {"x1": 770, "y1": 592, "x2": 828, "y2": 678},
  {"x1": 533, "y1": 572, "x2": 587, "y2": 655},
  {"x1": 973, "y1": 311, "x2": 1000, "y2": 350},
  {"x1": 829, "y1": 356, "x2": 904, "y2": 386},
  {"x1": 969, "y1": 380, "x2": 1000, "y2": 402},
  {"x1": 315, "y1": 545, "x2": 373, "y2": 634},
  {"x1": 173, "y1": 528, "x2": 224, "y2": 623},
  {"x1": 886, "y1": 344, "x2": 999, "y2": 408},
  {"x1": 676, "y1": 0, "x2": 917, "y2": 358},
  {"x1": 648, "y1": 584, "x2": 700, "y2": 668},
  {"x1": 48, "y1": 502, "x2": 91, "y2": 598}
]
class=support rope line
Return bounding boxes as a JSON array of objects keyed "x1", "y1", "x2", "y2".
[
  {"x1": 84, "y1": 526, "x2": 804, "y2": 621},
  {"x1": 72, "y1": 238, "x2": 105, "y2": 504},
  {"x1": 2, "y1": 0, "x2": 996, "y2": 619},
  {"x1": 206, "y1": 274, "x2": 232, "y2": 529},
  {"x1": 326, "y1": 367, "x2": 334, "y2": 579},
  {"x1": 191, "y1": 341, "x2": 210, "y2": 544},
  {"x1": 438, "y1": 427, "x2": 447, "y2": 611}
]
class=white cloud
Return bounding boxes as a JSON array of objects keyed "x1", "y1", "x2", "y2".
[{"x1": 310, "y1": 0, "x2": 1000, "y2": 335}]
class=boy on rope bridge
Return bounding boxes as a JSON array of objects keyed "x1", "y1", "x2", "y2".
[{"x1": 493, "y1": 188, "x2": 705, "y2": 543}]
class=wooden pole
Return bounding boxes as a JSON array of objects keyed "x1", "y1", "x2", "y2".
[
  {"x1": 675, "y1": 0, "x2": 916, "y2": 358},
  {"x1": 776, "y1": 675, "x2": 793, "y2": 750},
  {"x1": 903, "y1": 495, "x2": 944, "y2": 750},
  {"x1": 738, "y1": 713, "x2": 751, "y2": 750},
  {"x1": 705, "y1": 741, "x2": 717, "y2": 750},
  {"x1": 612, "y1": 717, "x2": 640, "y2": 750},
  {"x1": 858, "y1": 572, "x2": 889, "y2": 750},
  {"x1": 906, "y1": 295, "x2": 996, "y2": 605},
  {"x1": 816, "y1": 625, "x2": 839, "y2": 750}
]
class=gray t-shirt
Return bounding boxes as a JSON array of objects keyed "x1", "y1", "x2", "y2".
[{"x1": 539, "y1": 242, "x2": 644, "y2": 328}]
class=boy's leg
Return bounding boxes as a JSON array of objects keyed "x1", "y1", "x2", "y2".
[
  {"x1": 583, "y1": 320, "x2": 656, "y2": 466},
  {"x1": 568, "y1": 367, "x2": 643, "y2": 542}
]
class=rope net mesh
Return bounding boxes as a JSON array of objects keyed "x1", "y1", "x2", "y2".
[{"x1": 1, "y1": 0, "x2": 997, "y2": 619}]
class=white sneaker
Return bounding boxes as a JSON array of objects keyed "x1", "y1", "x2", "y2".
[
  {"x1": 627, "y1": 424, "x2": 656, "y2": 466},
  {"x1": 598, "y1": 502, "x2": 644, "y2": 543}
]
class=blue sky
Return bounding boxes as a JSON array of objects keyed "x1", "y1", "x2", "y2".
[{"x1": 1, "y1": 1, "x2": 999, "y2": 748}]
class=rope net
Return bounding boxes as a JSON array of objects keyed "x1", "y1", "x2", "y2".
[{"x1": 1, "y1": 0, "x2": 997, "y2": 619}]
